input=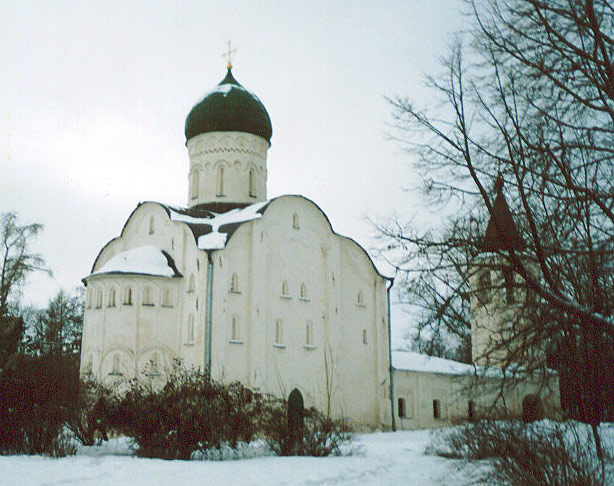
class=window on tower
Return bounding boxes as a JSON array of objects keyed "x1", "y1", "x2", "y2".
[
  {"x1": 249, "y1": 168, "x2": 256, "y2": 197},
  {"x1": 502, "y1": 266, "x2": 515, "y2": 304},
  {"x1": 216, "y1": 166, "x2": 225, "y2": 196},
  {"x1": 149, "y1": 216, "x2": 155, "y2": 235},
  {"x1": 191, "y1": 170, "x2": 199, "y2": 199}
]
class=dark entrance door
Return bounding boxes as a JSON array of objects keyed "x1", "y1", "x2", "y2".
[{"x1": 288, "y1": 388, "x2": 304, "y2": 436}]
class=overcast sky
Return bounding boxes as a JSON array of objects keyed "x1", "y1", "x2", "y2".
[{"x1": 1, "y1": 0, "x2": 465, "y2": 347}]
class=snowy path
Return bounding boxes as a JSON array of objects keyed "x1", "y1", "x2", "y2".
[{"x1": 0, "y1": 430, "x2": 465, "y2": 486}]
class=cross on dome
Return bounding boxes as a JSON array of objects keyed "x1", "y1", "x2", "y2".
[{"x1": 223, "y1": 40, "x2": 237, "y2": 69}]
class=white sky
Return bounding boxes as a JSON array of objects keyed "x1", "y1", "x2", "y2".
[{"x1": 1, "y1": 0, "x2": 466, "y2": 346}]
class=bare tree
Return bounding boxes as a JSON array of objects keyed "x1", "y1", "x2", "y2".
[
  {"x1": 0, "y1": 212, "x2": 50, "y2": 367},
  {"x1": 380, "y1": 0, "x2": 613, "y2": 471}
]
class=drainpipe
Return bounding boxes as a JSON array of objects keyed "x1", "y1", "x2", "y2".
[
  {"x1": 205, "y1": 252, "x2": 214, "y2": 374},
  {"x1": 387, "y1": 278, "x2": 396, "y2": 431}
]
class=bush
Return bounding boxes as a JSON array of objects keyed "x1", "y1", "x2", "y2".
[
  {"x1": 108, "y1": 366, "x2": 267, "y2": 460},
  {"x1": 263, "y1": 400, "x2": 353, "y2": 457},
  {"x1": 65, "y1": 376, "x2": 109, "y2": 446},
  {"x1": 427, "y1": 419, "x2": 612, "y2": 486},
  {"x1": 0, "y1": 353, "x2": 79, "y2": 456}
]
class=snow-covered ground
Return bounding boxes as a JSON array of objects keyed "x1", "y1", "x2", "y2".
[{"x1": 0, "y1": 430, "x2": 470, "y2": 486}]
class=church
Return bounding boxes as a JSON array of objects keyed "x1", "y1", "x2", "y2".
[{"x1": 80, "y1": 63, "x2": 558, "y2": 430}]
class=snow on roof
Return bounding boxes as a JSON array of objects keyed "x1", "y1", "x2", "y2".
[
  {"x1": 91, "y1": 245, "x2": 179, "y2": 278},
  {"x1": 392, "y1": 350, "x2": 476, "y2": 376},
  {"x1": 167, "y1": 200, "x2": 268, "y2": 250}
]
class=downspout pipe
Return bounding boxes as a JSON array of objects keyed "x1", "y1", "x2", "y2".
[
  {"x1": 205, "y1": 251, "x2": 214, "y2": 375},
  {"x1": 387, "y1": 277, "x2": 396, "y2": 431}
]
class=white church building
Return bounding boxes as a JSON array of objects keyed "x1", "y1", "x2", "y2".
[{"x1": 80, "y1": 66, "x2": 558, "y2": 430}]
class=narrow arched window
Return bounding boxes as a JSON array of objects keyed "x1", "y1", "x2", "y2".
[
  {"x1": 502, "y1": 266, "x2": 515, "y2": 304},
  {"x1": 191, "y1": 170, "x2": 199, "y2": 199},
  {"x1": 248, "y1": 168, "x2": 256, "y2": 197},
  {"x1": 86, "y1": 289, "x2": 92, "y2": 309},
  {"x1": 292, "y1": 212, "x2": 300, "y2": 229},
  {"x1": 188, "y1": 274, "x2": 195, "y2": 292},
  {"x1": 148, "y1": 216, "x2": 155, "y2": 235},
  {"x1": 96, "y1": 288, "x2": 103, "y2": 308},
  {"x1": 275, "y1": 319, "x2": 283, "y2": 345},
  {"x1": 305, "y1": 321, "x2": 313, "y2": 347},
  {"x1": 281, "y1": 280, "x2": 289, "y2": 297},
  {"x1": 357, "y1": 290, "x2": 365, "y2": 305},
  {"x1": 108, "y1": 287, "x2": 116, "y2": 307},
  {"x1": 143, "y1": 287, "x2": 153, "y2": 306},
  {"x1": 111, "y1": 354, "x2": 121, "y2": 375},
  {"x1": 300, "y1": 283, "x2": 308, "y2": 300},
  {"x1": 123, "y1": 287, "x2": 132, "y2": 305},
  {"x1": 162, "y1": 288, "x2": 172, "y2": 307},
  {"x1": 230, "y1": 273, "x2": 239, "y2": 293},
  {"x1": 216, "y1": 166, "x2": 225, "y2": 196},
  {"x1": 231, "y1": 316, "x2": 240, "y2": 341},
  {"x1": 477, "y1": 271, "x2": 492, "y2": 305},
  {"x1": 187, "y1": 315, "x2": 194, "y2": 343},
  {"x1": 362, "y1": 329, "x2": 368, "y2": 344}
]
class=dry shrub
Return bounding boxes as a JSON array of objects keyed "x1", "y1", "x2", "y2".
[
  {"x1": 0, "y1": 353, "x2": 79, "y2": 456},
  {"x1": 263, "y1": 401, "x2": 353, "y2": 457},
  {"x1": 427, "y1": 420, "x2": 612, "y2": 486},
  {"x1": 107, "y1": 366, "x2": 267, "y2": 460}
]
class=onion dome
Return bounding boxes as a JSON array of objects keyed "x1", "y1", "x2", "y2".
[{"x1": 185, "y1": 69, "x2": 272, "y2": 145}]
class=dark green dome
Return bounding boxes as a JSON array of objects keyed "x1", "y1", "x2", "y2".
[{"x1": 185, "y1": 69, "x2": 272, "y2": 145}]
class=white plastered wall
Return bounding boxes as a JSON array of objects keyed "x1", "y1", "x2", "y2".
[{"x1": 208, "y1": 195, "x2": 392, "y2": 429}]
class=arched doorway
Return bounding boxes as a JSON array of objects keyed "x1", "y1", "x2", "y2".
[
  {"x1": 288, "y1": 388, "x2": 304, "y2": 435},
  {"x1": 522, "y1": 394, "x2": 543, "y2": 423}
]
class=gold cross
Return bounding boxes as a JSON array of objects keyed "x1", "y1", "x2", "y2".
[{"x1": 223, "y1": 40, "x2": 237, "y2": 70}]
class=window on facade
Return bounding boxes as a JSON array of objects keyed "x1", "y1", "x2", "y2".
[
  {"x1": 362, "y1": 329, "x2": 368, "y2": 345},
  {"x1": 275, "y1": 319, "x2": 284, "y2": 345},
  {"x1": 502, "y1": 266, "x2": 515, "y2": 304},
  {"x1": 281, "y1": 280, "x2": 289, "y2": 297},
  {"x1": 357, "y1": 290, "x2": 365, "y2": 305},
  {"x1": 305, "y1": 321, "x2": 313, "y2": 347},
  {"x1": 216, "y1": 166, "x2": 225, "y2": 196},
  {"x1": 162, "y1": 288, "x2": 172, "y2": 307},
  {"x1": 398, "y1": 398, "x2": 406, "y2": 418},
  {"x1": 191, "y1": 170, "x2": 199, "y2": 199},
  {"x1": 300, "y1": 283, "x2": 308, "y2": 300},
  {"x1": 86, "y1": 290, "x2": 92, "y2": 309},
  {"x1": 123, "y1": 287, "x2": 132, "y2": 305},
  {"x1": 477, "y1": 271, "x2": 492, "y2": 305},
  {"x1": 230, "y1": 273, "x2": 239, "y2": 293},
  {"x1": 292, "y1": 213, "x2": 300, "y2": 229},
  {"x1": 96, "y1": 288, "x2": 103, "y2": 309},
  {"x1": 148, "y1": 216, "x2": 155, "y2": 235},
  {"x1": 111, "y1": 354, "x2": 121, "y2": 375},
  {"x1": 143, "y1": 287, "x2": 153, "y2": 306},
  {"x1": 187, "y1": 315, "x2": 194, "y2": 344},
  {"x1": 248, "y1": 168, "x2": 256, "y2": 197},
  {"x1": 188, "y1": 274, "x2": 195, "y2": 292},
  {"x1": 231, "y1": 316, "x2": 240, "y2": 341},
  {"x1": 107, "y1": 288, "x2": 116, "y2": 307},
  {"x1": 468, "y1": 400, "x2": 475, "y2": 421},
  {"x1": 433, "y1": 399, "x2": 441, "y2": 419}
]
